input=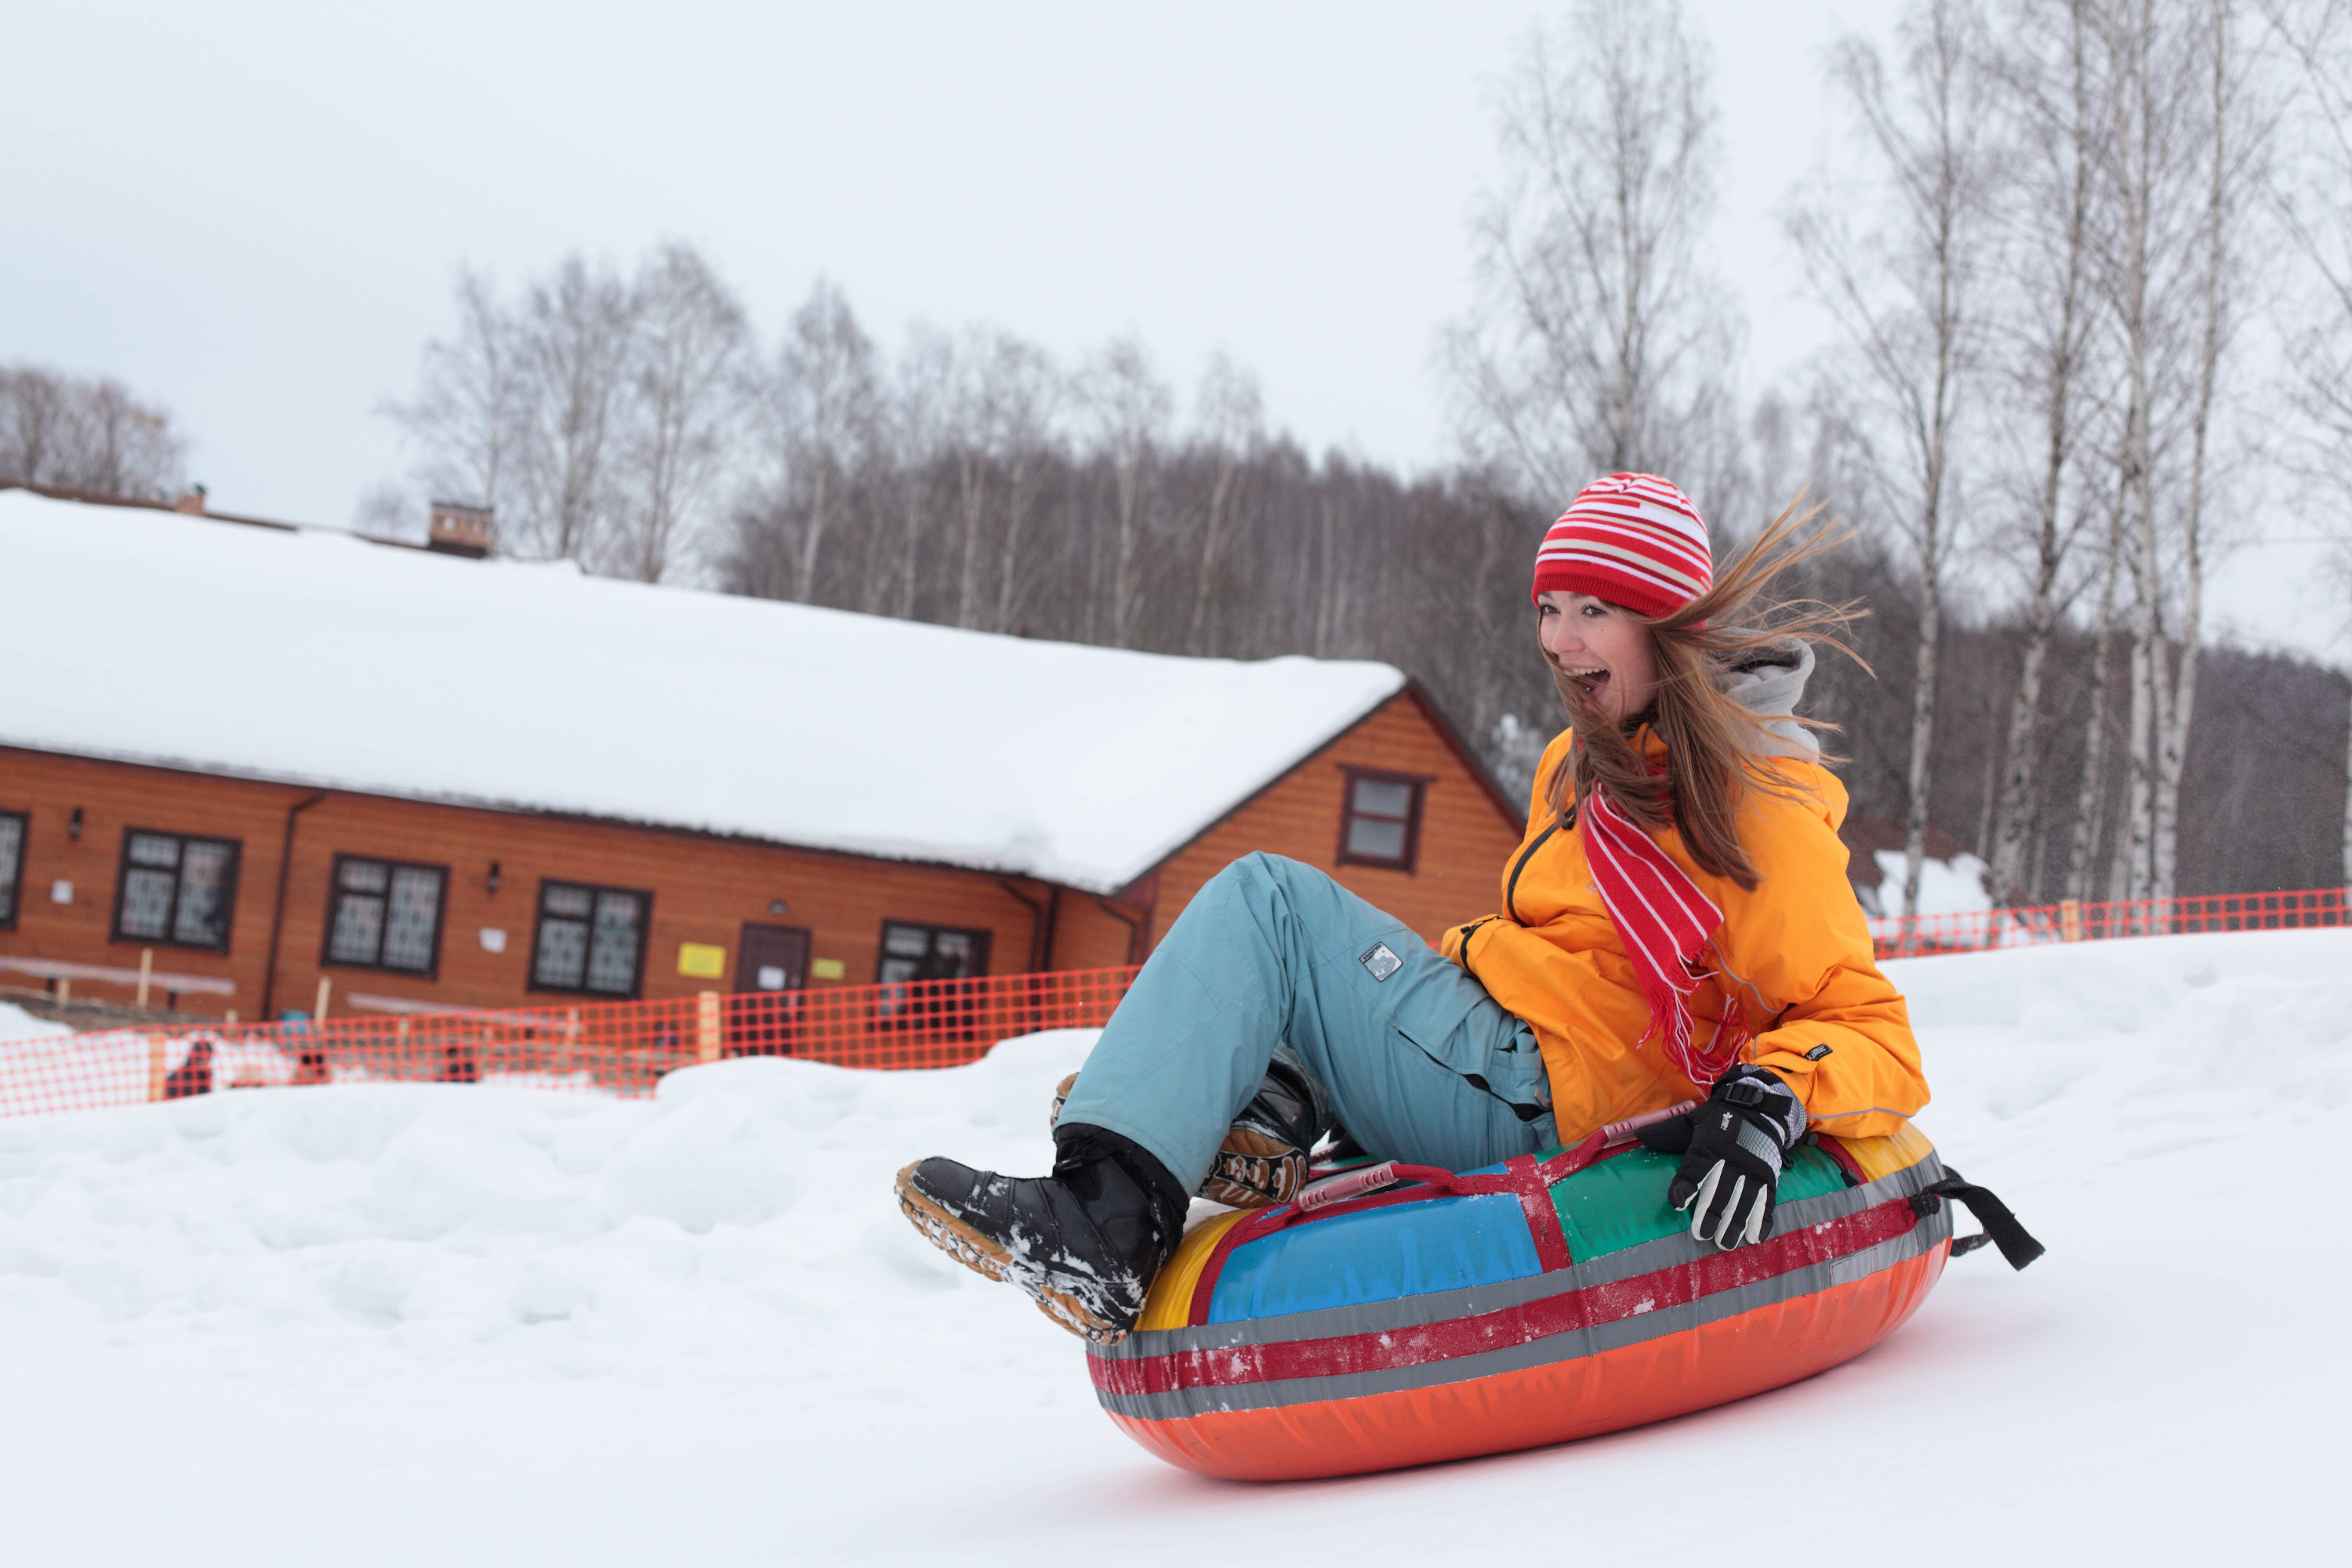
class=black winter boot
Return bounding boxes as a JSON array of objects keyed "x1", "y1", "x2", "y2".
[
  {"x1": 895, "y1": 1123, "x2": 1189, "y2": 1344},
  {"x1": 1048, "y1": 1059, "x2": 1330, "y2": 1209}
]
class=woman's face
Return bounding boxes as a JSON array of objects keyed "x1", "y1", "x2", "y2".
[{"x1": 1537, "y1": 590, "x2": 1659, "y2": 724}]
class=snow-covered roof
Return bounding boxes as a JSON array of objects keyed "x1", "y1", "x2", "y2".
[{"x1": 0, "y1": 489, "x2": 1406, "y2": 894}]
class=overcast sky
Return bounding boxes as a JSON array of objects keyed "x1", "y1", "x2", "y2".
[{"x1": 6, "y1": 0, "x2": 2341, "y2": 661}]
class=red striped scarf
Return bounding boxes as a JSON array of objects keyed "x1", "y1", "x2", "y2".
[{"x1": 1578, "y1": 782, "x2": 1748, "y2": 1087}]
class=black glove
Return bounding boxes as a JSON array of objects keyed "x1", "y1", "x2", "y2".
[{"x1": 1635, "y1": 1065, "x2": 1807, "y2": 1250}]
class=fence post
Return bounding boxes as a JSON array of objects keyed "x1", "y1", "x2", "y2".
[
  {"x1": 697, "y1": 991, "x2": 722, "y2": 1063},
  {"x1": 2060, "y1": 899, "x2": 2082, "y2": 942},
  {"x1": 147, "y1": 1033, "x2": 168, "y2": 1102},
  {"x1": 136, "y1": 948, "x2": 154, "y2": 1011},
  {"x1": 314, "y1": 976, "x2": 332, "y2": 1019}
]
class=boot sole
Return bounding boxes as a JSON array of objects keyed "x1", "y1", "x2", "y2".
[{"x1": 893, "y1": 1161, "x2": 1131, "y2": 1346}]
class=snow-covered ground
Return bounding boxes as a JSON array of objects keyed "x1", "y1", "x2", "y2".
[
  {"x1": 1874, "y1": 847, "x2": 1993, "y2": 913},
  {"x1": 2, "y1": 931, "x2": 2344, "y2": 1566}
]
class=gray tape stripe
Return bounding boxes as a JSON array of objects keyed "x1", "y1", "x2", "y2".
[
  {"x1": 1094, "y1": 1209, "x2": 1951, "y2": 1421},
  {"x1": 1098, "y1": 1152, "x2": 1946, "y2": 1362}
]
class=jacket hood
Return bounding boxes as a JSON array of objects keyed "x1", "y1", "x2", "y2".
[{"x1": 1719, "y1": 641, "x2": 1817, "y2": 758}]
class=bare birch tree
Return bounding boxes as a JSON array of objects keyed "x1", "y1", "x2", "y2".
[
  {"x1": 1186, "y1": 354, "x2": 1265, "y2": 655},
  {"x1": 1986, "y1": 0, "x2": 2110, "y2": 906},
  {"x1": 981, "y1": 335, "x2": 1062, "y2": 637},
  {"x1": 1082, "y1": 337, "x2": 1173, "y2": 648},
  {"x1": 2085, "y1": 0, "x2": 2270, "y2": 902},
  {"x1": 750, "y1": 280, "x2": 883, "y2": 604},
  {"x1": 1791, "y1": 0, "x2": 1993, "y2": 916},
  {"x1": 381, "y1": 268, "x2": 520, "y2": 522},
  {"x1": 0, "y1": 364, "x2": 187, "y2": 498},
  {"x1": 612, "y1": 243, "x2": 751, "y2": 583},
  {"x1": 1448, "y1": 0, "x2": 1740, "y2": 506},
  {"x1": 510, "y1": 255, "x2": 637, "y2": 562}
]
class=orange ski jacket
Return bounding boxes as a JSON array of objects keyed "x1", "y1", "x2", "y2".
[{"x1": 1440, "y1": 725, "x2": 1928, "y2": 1145}]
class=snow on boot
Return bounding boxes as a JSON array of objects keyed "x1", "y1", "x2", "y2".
[
  {"x1": 895, "y1": 1123, "x2": 1187, "y2": 1345},
  {"x1": 1047, "y1": 1062, "x2": 1328, "y2": 1209}
]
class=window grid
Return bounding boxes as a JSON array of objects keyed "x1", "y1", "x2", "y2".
[
  {"x1": 0, "y1": 811, "x2": 24, "y2": 929},
  {"x1": 110, "y1": 827, "x2": 242, "y2": 952},
  {"x1": 528, "y1": 879, "x2": 651, "y2": 999},
  {"x1": 1335, "y1": 768, "x2": 1428, "y2": 873},
  {"x1": 323, "y1": 854, "x2": 449, "y2": 978}
]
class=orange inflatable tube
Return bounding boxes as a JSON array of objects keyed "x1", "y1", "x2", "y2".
[{"x1": 1087, "y1": 1126, "x2": 1951, "y2": 1480}]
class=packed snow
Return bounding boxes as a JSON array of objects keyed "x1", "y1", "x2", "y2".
[
  {"x1": 1857, "y1": 848, "x2": 1993, "y2": 919},
  {"x1": 0, "y1": 999, "x2": 71, "y2": 1044},
  {"x1": 0, "y1": 490, "x2": 1404, "y2": 891},
  {"x1": 1, "y1": 929, "x2": 2343, "y2": 1565}
]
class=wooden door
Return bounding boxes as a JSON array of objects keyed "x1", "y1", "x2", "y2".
[
  {"x1": 737, "y1": 923, "x2": 811, "y2": 993},
  {"x1": 729, "y1": 923, "x2": 811, "y2": 1055}
]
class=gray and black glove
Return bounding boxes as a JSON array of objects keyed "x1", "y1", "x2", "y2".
[{"x1": 1635, "y1": 1065, "x2": 1807, "y2": 1250}]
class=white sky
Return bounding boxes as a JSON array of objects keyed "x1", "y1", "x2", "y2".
[{"x1": 5, "y1": 0, "x2": 2339, "y2": 662}]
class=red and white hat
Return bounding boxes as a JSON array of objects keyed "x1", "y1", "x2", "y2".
[{"x1": 1530, "y1": 472, "x2": 1712, "y2": 619}]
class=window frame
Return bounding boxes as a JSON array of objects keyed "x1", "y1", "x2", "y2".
[
  {"x1": 319, "y1": 852, "x2": 452, "y2": 980},
  {"x1": 1334, "y1": 767, "x2": 1430, "y2": 873},
  {"x1": 525, "y1": 877, "x2": 653, "y2": 1000},
  {"x1": 0, "y1": 810, "x2": 25, "y2": 931},
  {"x1": 109, "y1": 826, "x2": 244, "y2": 953},
  {"x1": 873, "y1": 920, "x2": 993, "y2": 985}
]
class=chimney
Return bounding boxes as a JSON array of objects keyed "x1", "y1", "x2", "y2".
[
  {"x1": 426, "y1": 500, "x2": 493, "y2": 558},
  {"x1": 173, "y1": 485, "x2": 208, "y2": 514}
]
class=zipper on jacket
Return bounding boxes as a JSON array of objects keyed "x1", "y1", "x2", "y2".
[
  {"x1": 1505, "y1": 807, "x2": 1572, "y2": 924},
  {"x1": 1452, "y1": 915, "x2": 1500, "y2": 979}
]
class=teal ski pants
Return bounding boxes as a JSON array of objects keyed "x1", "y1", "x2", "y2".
[{"x1": 1057, "y1": 853, "x2": 1560, "y2": 1191}]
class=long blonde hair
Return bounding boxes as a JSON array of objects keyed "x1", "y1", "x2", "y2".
[{"x1": 1544, "y1": 497, "x2": 1864, "y2": 891}]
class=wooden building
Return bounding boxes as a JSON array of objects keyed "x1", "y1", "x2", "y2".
[{"x1": 0, "y1": 485, "x2": 1526, "y2": 1022}]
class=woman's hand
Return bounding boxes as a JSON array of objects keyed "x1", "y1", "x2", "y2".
[{"x1": 1635, "y1": 1066, "x2": 1807, "y2": 1250}]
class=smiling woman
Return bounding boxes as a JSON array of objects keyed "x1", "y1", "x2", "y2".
[{"x1": 898, "y1": 471, "x2": 1944, "y2": 1403}]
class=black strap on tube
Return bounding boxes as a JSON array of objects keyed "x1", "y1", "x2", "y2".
[{"x1": 1916, "y1": 1171, "x2": 2046, "y2": 1271}]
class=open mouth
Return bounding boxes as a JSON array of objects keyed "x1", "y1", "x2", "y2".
[{"x1": 1563, "y1": 663, "x2": 1612, "y2": 703}]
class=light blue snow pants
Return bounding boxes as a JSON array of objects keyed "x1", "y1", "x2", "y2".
[{"x1": 1057, "y1": 853, "x2": 1559, "y2": 1191}]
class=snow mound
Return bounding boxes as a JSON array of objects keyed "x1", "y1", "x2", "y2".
[
  {"x1": 0, "y1": 1000, "x2": 71, "y2": 1044},
  {"x1": 2, "y1": 933, "x2": 2347, "y2": 1565},
  {"x1": 1859, "y1": 848, "x2": 1991, "y2": 917}
]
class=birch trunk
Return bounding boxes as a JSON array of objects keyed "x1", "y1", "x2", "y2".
[
  {"x1": 2066, "y1": 499, "x2": 2125, "y2": 903},
  {"x1": 2151, "y1": 0, "x2": 2234, "y2": 903}
]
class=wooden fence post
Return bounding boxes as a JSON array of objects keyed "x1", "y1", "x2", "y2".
[
  {"x1": 697, "y1": 991, "x2": 722, "y2": 1063},
  {"x1": 2060, "y1": 899, "x2": 2082, "y2": 942},
  {"x1": 314, "y1": 976, "x2": 331, "y2": 1019},
  {"x1": 136, "y1": 948, "x2": 154, "y2": 1011},
  {"x1": 147, "y1": 1033, "x2": 168, "y2": 1102}
]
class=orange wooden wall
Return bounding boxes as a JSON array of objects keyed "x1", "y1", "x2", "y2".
[
  {"x1": 0, "y1": 747, "x2": 1051, "y2": 1019},
  {"x1": 0, "y1": 688, "x2": 1526, "y2": 1023},
  {"x1": 1142, "y1": 691, "x2": 1528, "y2": 954}
]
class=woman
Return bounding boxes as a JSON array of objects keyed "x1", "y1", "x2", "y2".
[{"x1": 897, "y1": 473, "x2": 1929, "y2": 1345}]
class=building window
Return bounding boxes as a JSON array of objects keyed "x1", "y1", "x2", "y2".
[
  {"x1": 325, "y1": 855, "x2": 448, "y2": 976},
  {"x1": 876, "y1": 921, "x2": 991, "y2": 985},
  {"x1": 876, "y1": 921, "x2": 992, "y2": 1032},
  {"x1": 0, "y1": 811, "x2": 24, "y2": 929},
  {"x1": 529, "y1": 880, "x2": 650, "y2": 997},
  {"x1": 1337, "y1": 769, "x2": 1427, "y2": 873},
  {"x1": 112, "y1": 829, "x2": 241, "y2": 950}
]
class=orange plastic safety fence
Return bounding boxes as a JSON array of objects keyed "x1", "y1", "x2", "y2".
[
  {"x1": 1867, "y1": 885, "x2": 2350, "y2": 958},
  {"x1": 0, "y1": 964, "x2": 1142, "y2": 1120}
]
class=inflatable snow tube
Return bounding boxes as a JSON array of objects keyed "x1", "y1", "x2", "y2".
[{"x1": 1087, "y1": 1123, "x2": 1952, "y2": 1481}]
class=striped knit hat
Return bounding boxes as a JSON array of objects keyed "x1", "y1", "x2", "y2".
[{"x1": 1530, "y1": 473, "x2": 1712, "y2": 618}]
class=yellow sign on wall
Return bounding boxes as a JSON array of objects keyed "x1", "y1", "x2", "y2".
[
  {"x1": 677, "y1": 942, "x2": 728, "y2": 979},
  {"x1": 810, "y1": 956, "x2": 846, "y2": 981}
]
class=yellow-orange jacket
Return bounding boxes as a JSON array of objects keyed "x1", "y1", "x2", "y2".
[{"x1": 1442, "y1": 725, "x2": 1928, "y2": 1144}]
